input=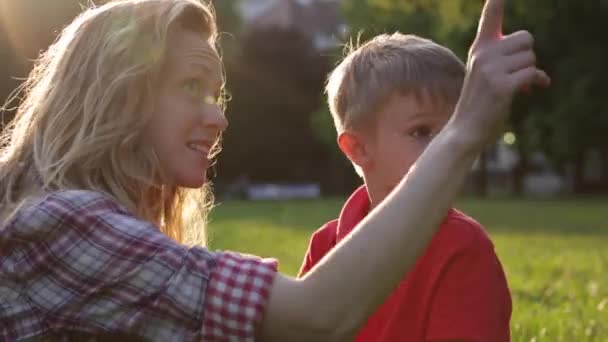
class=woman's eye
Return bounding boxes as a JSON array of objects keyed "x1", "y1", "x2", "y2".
[
  {"x1": 183, "y1": 79, "x2": 202, "y2": 97},
  {"x1": 203, "y1": 94, "x2": 217, "y2": 105},
  {"x1": 203, "y1": 91, "x2": 222, "y2": 105},
  {"x1": 183, "y1": 79, "x2": 222, "y2": 105}
]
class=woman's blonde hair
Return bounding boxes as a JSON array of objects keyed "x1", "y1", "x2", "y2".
[{"x1": 0, "y1": 0, "x2": 222, "y2": 245}]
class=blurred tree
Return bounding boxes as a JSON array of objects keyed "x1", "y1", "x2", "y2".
[
  {"x1": 216, "y1": 27, "x2": 333, "y2": 189},
  {"x1": 214, "y1": 0, "x2": 240, "y2": 34},
  {"x1": 212, "y1": 0, "x2": 241, "y2": 59},
  {"x1": 506, "y1": 0, "x2": 608, "y2": 194}
]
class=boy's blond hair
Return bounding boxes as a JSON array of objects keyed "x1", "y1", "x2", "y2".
[
  {"x1": 326, "y1": 33, "x2": 466, "y2": 133},
  {"x1": 0, "y1": 0, "x2": 220, "y2": 245}
]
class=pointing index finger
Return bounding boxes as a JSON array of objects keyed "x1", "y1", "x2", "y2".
[{"x1": 476, "y1": 0, "x2": 504, "y2": 42}]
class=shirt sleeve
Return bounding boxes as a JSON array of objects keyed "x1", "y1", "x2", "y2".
[
  {"x1": 2, "y1": 190, "x2": 277, "y2": 341},
  {"x1": 425, "y1": 223, "x2": 512, "y2": 342}
]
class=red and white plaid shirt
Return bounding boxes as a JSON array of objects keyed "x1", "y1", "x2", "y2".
[{"x1": 0, "y1": 190, "x2": 278, "y2": 341}]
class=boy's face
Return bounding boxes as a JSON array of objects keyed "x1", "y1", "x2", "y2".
[{"x1": 364, "y1": 92, "x2": 452, "y2": 197}]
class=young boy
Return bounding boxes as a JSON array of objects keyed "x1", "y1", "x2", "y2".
[{"x1": 299, "y1": 33, "x2": 512, "y2": 342}]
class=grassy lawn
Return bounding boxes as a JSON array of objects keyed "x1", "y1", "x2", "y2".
[{"x1": 207, "y1": 197, "x2": 608, "y2": 341}]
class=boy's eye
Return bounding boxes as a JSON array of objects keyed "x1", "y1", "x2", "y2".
[{"x1": 410, "y1": 126, "x2": 433, "y2": 139}]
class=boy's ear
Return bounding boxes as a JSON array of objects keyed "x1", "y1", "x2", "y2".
[{"x1": 338, "y1": 130, "x2": 373, "y2": 170}]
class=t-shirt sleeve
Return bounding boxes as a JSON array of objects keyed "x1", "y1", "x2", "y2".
[
  {"x1": 426, "y1": 221, "x2": 512, "y2": 342},
  {"x1": 2, "y1": 190, "x2": 277, "y2": 341},
  {"x1": 297, "y1": 220, "x2": 338, "y2": 277}
]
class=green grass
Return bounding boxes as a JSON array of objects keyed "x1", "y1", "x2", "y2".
[{"x1": 207, "y1": 197, "x2": 608, "y2": 341}]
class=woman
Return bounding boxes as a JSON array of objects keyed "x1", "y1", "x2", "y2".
[{"x1": 0, "y1": 0, "x2": 547, "y2": 340}]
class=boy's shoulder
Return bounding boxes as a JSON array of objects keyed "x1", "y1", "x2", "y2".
[
  {"x1": 433, "y1": 208, "x2": 495, "y2": 255},
  {"x1": 306, "y1": 209, "x2": 493, "y2": 255},
  {"x1": 298, "y1": 219, "x2": 339, "y2": 276},
  {"x1": 308, "y1": 219, "x2": 339, "y2": 249}
]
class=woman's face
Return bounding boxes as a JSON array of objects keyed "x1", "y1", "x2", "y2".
[{"x1": 143, "y1": 27, "x2": 228, "y2": 188}]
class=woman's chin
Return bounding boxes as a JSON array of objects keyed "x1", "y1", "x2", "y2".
[{"x1": 177, "y1": 172, "x2": 208, "y2": 188}]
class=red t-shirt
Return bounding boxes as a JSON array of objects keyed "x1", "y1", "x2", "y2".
[{"x1": 299, "y1": 186, "x2": 512, "y2": 342}]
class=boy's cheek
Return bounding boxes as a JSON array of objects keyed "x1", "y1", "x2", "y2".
[
  {"x1": 396, "y1": 161, "x2": 415, "y2": 181},
  {"x1": 386, "y1": 164, "x2": 415, "y2": 193}
]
